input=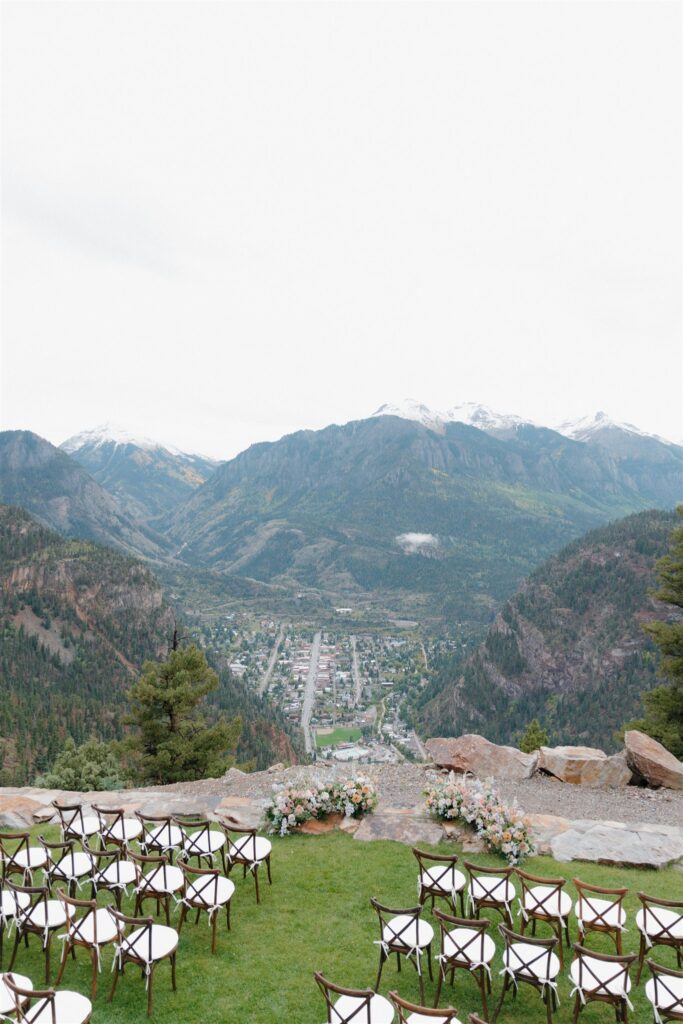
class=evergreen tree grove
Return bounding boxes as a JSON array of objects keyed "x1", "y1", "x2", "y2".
[
  {"x1": 624, "y1": 505, "x2": 683, "y2": 757},
  {"x1": 126, "y1": 645, "x2": 241, "y2": 784}
]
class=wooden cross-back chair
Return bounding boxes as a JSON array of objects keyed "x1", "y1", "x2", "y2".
[
  {"x1": 108, "y1": 907, "x2": 178, "y2": 1018},
  {"x1": 177, "y1": 862, "x2": 234, "y2": 954},
  {"x1": 3, "y1": 971, "x2": 92, "y2": 1024},
  {"x1": 174, "y1": 815, "x2": 226, "y2": 868},
  {"x1": 5, "y1": 879, "x2": 68, "y2": 983},
  {"x1": 0, "y1": 830, "x2": 48, "y2": 885},
  {"x1": 635, "y1": 892, "x2": 683, "y2": 983},
  {"x1": 129, "y1": 850, "x2": 183, "y2": 927},
  {"x1": 135, "y1": 812, "x2": 184, "y2": 862},
  {"x1": 515, "y1": 867, "x2": 572, "y2": 965},
  {"x1": 220, "y1": 821, "x2": 272, "y2": 903},
  {"x1": 413, "y1": 848, "x2": 466, "y2": 917},
  {"x1": 51, "y1": 802, "x2": 99, "y2": 847},
  {"x1": 0, "y1": 875, "x2": 30, "y2": 969},
  {"x1": 493, "y1": 924, "x2": 560, "y2": 1024},
  {"x1": 314, "y1": 971, "x2": 394, "y2": 1024},
  {"x1": 39, "y1": 836, "x2": 92, "y2": 899},
  {"x1": 573, "y1": 878, "x2": 628, "y2": 954},
  {"x1": 645, "y1": 959, "x2": 683, "y2": 1023},
  {"x1": 568, "y1": 944, "x2": 637, "y2": 1024},
  {"x1": 83, "y1": 841, "x2": 136, "y2": 911},
  {"x1": 54, "y1": 888, "x2": 121, "y2": 999},
  {"x1": 463, "y1": 862, "x2": 516, "y2": 928},
  {"x1": 433, "y1": 908, "x2": 494, "y2": 1019},
  {"x1": 92, "y1": 804, "x2": 142, "y2": 852},
  {"x1": 370, "y1": 897, "x2": 434, "y2": 1004},
  {"x1": 0, "y1": 968, "x2": 32, "y2": 1019},
  {"x1": 389, "y1": 990, "x2": 461, "y2": 1023}
]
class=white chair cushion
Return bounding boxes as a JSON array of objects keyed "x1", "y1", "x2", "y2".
[
  {"x1": 26, "y1": 900, "x2": 68, "y2": 929},
  {"x1": 383, "y1": 915, "x2": 434, "y2": 951},
  {"x1": 12, "y1": 847, "x2": 48, "y2": 870},
  {"x1": 422, "y1": 867, "x2": 466, "y2": 895},
  {"x1": 105, "y1": 818, "x2": 143, "y2": 842},
  {"x1": 645, "y1": 975, "x2": 683, "y2": 1014},
  {"x1": 141, "y1": 864, "x2": 184, "y2": 894},
  {"x1": 0, "y1": 972, "x2": 32, "y2": 1015},
  {"x1": 1, "y1": 889, "x2": 30, "y2": 917},
  {"x1": 569, "y1": 956, "x2": 632, "y2": 996},
  {"x1": 575, "y1": 897, "x2": 626, "y2": 929},
  {"x1": 469, "y1": 876, "x2": 515, "y2": 904},
  {"x1": 65, "y1": 816, "x2": 100, "y2": 837},
  {"x1": 407, "y1": 1014, "x2": 462, "y2": 1024},
  {"x1": 523, "y1": 886, "x2": 571, "y2": 919},
  {"x1": 52, "y1": 852, "x2": 93, "y2": 879},
  {"x1": 146, "y1": 824, "x2": 183, "y2": 849},
  {"x1": 96, "y1": 860, "x2": 137, "y2": 887},
  {"x1": 443, "y1": 927, "x2": 496, "y2": 965},
  {"x1": 184, "y1": 830, "x2": 227, "y2": 854},
  {"x1": 505, "y1": 942, "x2": 560, "y2": 982},
  {"x1": 124, "y1": 923, "x2": 178, "y2": 963},
  {"x1": 636, "y1": 906, "x2": 683, "y2": 940},
  {"x1": 187, "y1": 876, "x2": 235, "y2": 907},
  {"x1": 332, "y1": 993, "x2": 394, "y2": 1024},
  {"x1": 24, "y1": 990, "x2": 92, "y2": 1023},
  {"x1": 69, "y1": 907, "x2": 120, "y2": 945},
  {"x1": 230, "y1": 835, "x2": 272, "y2": 862}
]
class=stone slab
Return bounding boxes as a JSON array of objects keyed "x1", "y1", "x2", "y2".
[
  {"x1": 354, "y1": 808, "x2": 443, "y2": 846},
  {"x1": 551, "y1": 822, "x2": 683, "y2": 869}
]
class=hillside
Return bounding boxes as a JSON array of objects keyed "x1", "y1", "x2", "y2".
[
  {"x1": 61, "y1": 425, "x2": 219, "y2": 521},
  {"x1": 165, "y1": 415, "x2": 665, "y2": 623},
  {"x1": 0, "y1": 430, "x2": 170, "y2": 560},
  {"x1": 0, "y1": 506, "x2": 297, "y2": 783},
  {"x1": 420, "y1": 509, "x2": 680, "y2": 750}
]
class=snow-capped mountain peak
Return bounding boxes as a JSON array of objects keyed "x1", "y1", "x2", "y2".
[
  {"x1": 371, "y1": 399, "x2": 533, "y2": 437},
  {"x1": 556, "y1": 411, "x2": 676, "y2": 446},
  {"x1": 61, "y1": 423, "x2": 177, "y2": 455}
]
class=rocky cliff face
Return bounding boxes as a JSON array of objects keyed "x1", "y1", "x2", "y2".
[{"x1": 422, "y1": 510, "x2": 681, "y2": 750}]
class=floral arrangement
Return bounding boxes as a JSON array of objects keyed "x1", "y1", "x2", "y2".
[
  {"x1": 425, "y1": 773, "x2": 535, "y2": 864},
  {"x1": 266, "y1": 776, "x2": 378, "y2": 836}
]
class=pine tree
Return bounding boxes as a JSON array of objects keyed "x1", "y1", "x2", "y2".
[
  {"x1": 126, "y1": 645, "x2": 241, "y2": 784},
  {"x1": 518, "y1": 718, "x2": 549, "y2": 753},
  {"x1": 624, "y1": 505, "x2": 683, "y2": 756}
]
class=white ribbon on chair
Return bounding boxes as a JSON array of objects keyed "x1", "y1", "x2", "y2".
[{"x1": 569, "y1": 983, "x2": 632, "y2": 1013}]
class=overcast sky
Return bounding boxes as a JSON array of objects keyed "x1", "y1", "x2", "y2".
[{"x1": 2, "y1": 1, "x2": 681, "y2": 460}]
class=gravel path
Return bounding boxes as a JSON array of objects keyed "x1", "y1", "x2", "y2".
[{"x1": 141, "y1": 762, "x2": 683, "y2": 827}]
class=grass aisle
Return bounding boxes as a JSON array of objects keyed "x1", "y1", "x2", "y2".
[{"x1": 7, "y1": 828, "x2": 682, "y2": 1022}]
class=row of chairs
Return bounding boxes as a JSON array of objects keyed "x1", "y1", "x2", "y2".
[
  {"x1": 315, "y1": 848, "x2": 683, "y2": 1024},
  {"x1": 0, "y1": 801, "x2": 274, "y2": 1017}
]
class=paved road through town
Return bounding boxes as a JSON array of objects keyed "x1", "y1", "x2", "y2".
[
  {"x1": 257, "y1": 624, "x2": 285, "y2": 696},
  {"x1": 350, "y1": 635, "x2": 362, "y2": 707},
  {"x1": 301, "y1": 631, "x2": 321, "y2": 754}
]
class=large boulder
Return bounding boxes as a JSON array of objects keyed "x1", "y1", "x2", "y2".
[
  {"x1": 625, "y1": 730, "x2": 683, "y2": 790},
  {"x1": 425, "y1": 734, "x2": 538, "y2": 780},
  {"x1": 538, "y1": 746, "x2": 632, "y2": 787}
]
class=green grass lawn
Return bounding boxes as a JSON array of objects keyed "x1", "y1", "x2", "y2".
[
  {"x1": 315, "y1": 727, "x2": 363, "y2": 747},
  {"x1": 4, "y1": 825, "x2": 681, "y2": 1022}
]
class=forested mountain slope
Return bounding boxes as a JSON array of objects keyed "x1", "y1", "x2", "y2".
[
  {"x1": 420, "y1": 510, "x2": 680, "y2": 750},
  {"x1": 61, "y1": 426, "x2": 219, "y2": 522},
  {"x1": 0, "y1": 506, "x2": 296, "y2": 783},
  {"x1": 165, "y1": 415, "x2": 664, "y2": 623}
]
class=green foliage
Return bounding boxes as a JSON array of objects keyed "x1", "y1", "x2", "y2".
[
  {"x1": 518, "y1": 718, "x2": 549, "y2": 753},
  {"x1": 36, "y1": 737, "x2": 128, "y2": 791},
  {"x1": 126, "y1": 645, "x2": 242, "y2": 784},
  {"x1": 625, "y1": 505, "x2": 683, "y2": 756}
]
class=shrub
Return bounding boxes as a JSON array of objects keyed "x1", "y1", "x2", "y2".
[
  {"x1": 266, "y1": 776, "x2": 378, "y2": 836},
  {"x1": 425, "y1": 773, "x2": 535, "y2": 864},
  {"x1": 36, "y1": 737, "x2": 128, "y2": 791}
]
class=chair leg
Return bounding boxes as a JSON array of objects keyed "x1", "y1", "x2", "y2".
[
  {"x1": 164, "y1": 897, "x2": 170, "y2": 927},
  {"x1": 266, "y1": 855, "x2": 272, "y2": 885},
  {"x1": 418, "y1": 963, "x2": 425, "y2": 1005},
  {"x1": 147, "y1": 965, "x2": 154, "y2": 1017},
  {"x1": 226, "y1": 900, "x2": 231, "y2": 931},
  {"x1": 254, "y1": 866, "x2": 261, "y2": 904},
  {"x1": 635, "y1": 937, "x2": 646, "y2": 984},
  {"x1": 45, "y1": 933, "x2": 52, "y2": 984},
  {"x1": 492, "y1": 975, "x2": 509, "y2": 1023},
  {"x1": 375, "y1": 950, "x2": 385, "y2": 992},
  {"x1": 434, "y1": 963, "x2": 444, "y2": 1007},
  {"x1": 545, "y1": 989, "x2": 553, "y2": 1024},
  {"x1": 211, "y1": 912, "x2": 217, "y2": 954},
  {"x1": 8, "y1": 929, "x2": 20, "y2": 972},
  {"x1": 178, "y1": 904, "x2": 187, "y2": 933},
  {"x1": 427, "y1": 944, "x2": 433, "y2": 981},
  {"x1": 171, "y1": 952, "x2": 177, "y2": 992},
  {"x1": 91, "y1": 948, "x2": 98, "y2": 1000},
  {"x1": 55, "y1": 938, "x2": 70, "y2": 986},
  {"x1": 572, "y1": 994, "x2": 581, "y2": 1024},
  {"x1": 108, "y1": 960, "x2": 120, "y2": 1002}
]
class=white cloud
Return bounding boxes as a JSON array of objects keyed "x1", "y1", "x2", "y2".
[{"x1": 396, "y1": 533, "x2": 439, "y2": 554}]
